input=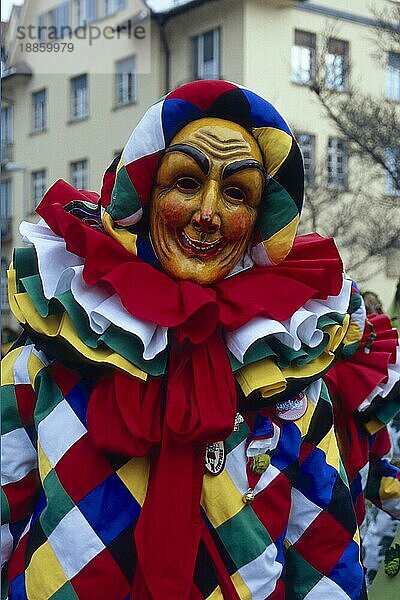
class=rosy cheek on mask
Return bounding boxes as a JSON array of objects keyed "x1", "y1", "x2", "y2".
[{"x1": 158, "y1": 195, "x2": 194, "y2": 229}]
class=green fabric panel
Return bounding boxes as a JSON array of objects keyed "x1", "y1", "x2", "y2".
[
  {"x1": 216, "y1": 504, "x2": 272, "y2": 570},
  {"x1": 373, "y1": 399, "x2": 400, "y2": 427},
  {"x1": 342, "y1": 341, "x2": 359, "y2": 359},
  {"x1": 339, "y1": 458, "x2": 349, "y2": 487},
  {"x1": 285, "y1": 544, "x2": 323, "y2": 598},
  {"x1": 320, "y1": 380, "x2": 332, "y2": 405},
  {"x1": 49, "y1": 582, "x2": 79, "y2": 600},
  {"x1": 257, "y1": 179, "x2": 299, "y2": 240},
  {"x1": 365, "y1": 465, "x2": 382, "y2": 506},
  {"x1": 349, "y1": 291, "x2": 362, "y2": 314},
  {"x1": 13, "y1": 246, "x2": 39, "y2": 293},
  {"x1": 40, "y1": 469, "x2": 75, "y2": 538},
  {"x1": 107, "y1": 166, "x2": 141, "y2": 221},
  {"x1": 102, "y1": 326, "x2": 167, "y2": 376},
  {"x1": 34, "y1": 369, "x2": 65, "y2": 427},
  {"x1": 20, "y1": 274, "x2": 53, "y2": 317},
  {"x1": 1, "y1": 488, "x2": 11, "y2": 524},
  {"x1": 225, "y1": 423, "x2": 250, "y2": 454},
  {"x1": 1, "y1": 385, "x2": 22, "y2": 435}
]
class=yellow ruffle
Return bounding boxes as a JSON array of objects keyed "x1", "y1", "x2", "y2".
[
  {"x1": 8, "y1": 266, "x2": 147, "y2": 381},
  {"x1": 235, "y1": 316, "x2": 350, "y2": 398}
]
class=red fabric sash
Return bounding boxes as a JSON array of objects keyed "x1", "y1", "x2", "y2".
[{"x1": 37, "y1": 181, "x2": 346, "y2": 598}]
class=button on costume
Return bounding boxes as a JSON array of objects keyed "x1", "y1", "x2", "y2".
[{"x1": 2, "y1": 81, "x2": 399, "y2": 600}]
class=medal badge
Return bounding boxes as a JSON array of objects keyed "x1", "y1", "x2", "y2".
[
  {"x1": 204, "y1": 441, "x2": 226, "y2": 475},
  {"x1": 274, "y1": 392, "x2": 307, "y2": 421}
]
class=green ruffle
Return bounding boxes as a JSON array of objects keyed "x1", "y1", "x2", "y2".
[{"x1": 14, "y1": 247, "x2": 167, "y2": 376}]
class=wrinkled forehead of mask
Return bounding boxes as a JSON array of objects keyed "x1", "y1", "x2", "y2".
[{"x1": 103, "y1": 80, "x2": 304, "y2": 267}]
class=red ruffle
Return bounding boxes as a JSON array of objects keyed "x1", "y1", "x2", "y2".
[{"x1": 37, "y1": 180, "x2": 344, "y2": 343}]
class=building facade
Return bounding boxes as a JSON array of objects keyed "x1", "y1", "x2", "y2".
[{"x1": 1, "y1": 0, "x2": 399, "y2": 331}]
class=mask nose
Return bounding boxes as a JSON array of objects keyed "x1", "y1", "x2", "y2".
[{"x1": 192, "y1": 180, "x2": 221, "y2": 234}]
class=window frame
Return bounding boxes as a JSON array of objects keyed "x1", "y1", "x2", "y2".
[
  {"x1": 297, "y1": 133, "x2": 316, "y2": 188},
  {"x1": 385, "y1": 147, "x2": 400, "y2": 196},
  {"x1": 31, "y1": 169, "x2": 47, "y2": 211},
  {"x1": 327, "y1": 137, "x2": 348, "y2": 191},
  {"x1": 387, "y1": 51, "x2": 400, "y2": 101},
  {"x1": 70, "y1": 159, "x2": 89, "y2": 189},
  {"x1": 32, "y1": 89, "x2": 47, "y2": 133},
  {"x1": 325, "y1": 37, "x2": 349, "y2": 92},
  {"x1": 115, "y1": 56, "x2": 137, "y2": 106},
  {"x1": 291, "y1": 29, "x2": 316, "y2": 86},
  {"x1": 70, "y1": 73, "x2": 89, "y2": 121},
  {"x1": 192, "y1": 27, "x2": 221, "y2": 80}
]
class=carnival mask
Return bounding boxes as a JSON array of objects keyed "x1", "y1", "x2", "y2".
[{"x1": 150, "y1": 118, "x2": 266, "y2": 285}]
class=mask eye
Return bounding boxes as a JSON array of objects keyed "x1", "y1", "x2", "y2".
[
  {"x1": 224, "y1": 186, "x2": 246, "y2": 204},
  {"x1": 176, "y1": 177, "x2": 200, "y2": 192}
]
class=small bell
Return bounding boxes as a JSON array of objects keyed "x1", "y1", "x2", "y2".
[
  {"x1": 251, "y1": 453, "x2": 270, "y2": 474},
  {"x1": 242, "y1": 487, "x2": 255, "y2": 504}
]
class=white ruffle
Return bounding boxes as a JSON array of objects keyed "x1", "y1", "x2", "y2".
[
  {"x1": 358, "y1": 346, "x2": 400, "y2": 412},
  {"x1": 20, "y1": 220, "x2": 168, "y2": 360},
  {"x1": 226, "y1": 279, "x2": 351, "y2": 363}
]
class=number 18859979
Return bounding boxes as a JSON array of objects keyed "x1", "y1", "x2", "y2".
[{"x1": 19, "y1": 42, "x2": 74, "y2": 52}]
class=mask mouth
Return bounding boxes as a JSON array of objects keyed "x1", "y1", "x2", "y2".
[{"x1": 177, "y1": 228, "x2": 227, "y2": 258}]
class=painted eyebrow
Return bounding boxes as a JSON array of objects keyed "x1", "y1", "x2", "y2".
[
  {"x1": 222, "y1": 159, "x2": 267, "y2": 180},
  {"x1": 164, "y1": 144, "x2": 210, "y2": 175}
]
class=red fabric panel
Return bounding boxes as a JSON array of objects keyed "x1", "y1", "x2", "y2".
[
  {"x1": 4, "y1": 470, "x2": 40, "y2": 522},
  {"x1": 125, "y1": 151, "x2": 163, "y2": 207},
  {"x1": 251, "y1": 473, "x2": 291, "y2": 542},
  {"x1": 55, "y1": 434, "x2": 114, "y2": 504},
  {"x1": 294, "y1": 510, "x2": 352, "y2": 576},
  {"x1": 14, "y1": 385, "x2": 36, "y2": 427},
  {"x1": 71, "y1": 548, "x2": 131, "y2": 599},
  {"x1": 7, "y1": 531, "x2": 29, "y2": 580},
  {"x1": 167, "y1": 80, "x2": 237, "y2": 111}
]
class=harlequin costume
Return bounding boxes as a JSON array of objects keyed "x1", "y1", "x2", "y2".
[{"x1": 1, "y1": 81, "x2": 399, "y2": 600}]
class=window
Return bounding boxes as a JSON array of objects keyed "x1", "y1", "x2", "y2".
[
  {"x1": 104, "y1": 0, "x2": 126, "y2": 16},
  {"x1": 1, "y1": 106, "x2": 13, "y2": 159},
  {"x1": 192, "y1": 28, "x2": 220, "y2": 80},
  {"x1": 32, "y1": 89, "x2": 47, "y2": 132},
  {"x1": 71, "y1": 74, "x2": 88, "y2": 120},
  {"x1": 31, "y1": 170, "x2": 47, "y2": 209},
  {"x1": 74, "y1": 0, "x2": 97, "y2": 26},
  {"x1": 71, "y1": 159, "x2": 88, "y2": 189},
  {"x1": 387, "y1": 52, "x2": 400, "y2": 101},
  {"x1": 1, "y1": 180, "x2": 12, "y2": 241},
  {"x1": 385, "y1": 148, "x2": 400, "y2": 195},
  {"x1": 37, "y1": 13, "x2": 47, "y2": 42},
  {"x1": 292, "y1": 30, "x2": 316, "y2": 85},
  {"x1": 297, "y1": 133, "x2": 315, "y2": 187},
  {"x1": 116, "y1": 57, "x2": 137, "y2": 106},
  {"x1": 326, "y1": 38, "x2": 349, "y2": 91},
  {"x1": 327, "y1": 137, "x2": 348, "y2": 190},
  {"x1": 1, "y1": 260, "x2": 10, "y2": 312},
  {"x1": 50, "y1": 1, "x2": 71, "y2": 39}
]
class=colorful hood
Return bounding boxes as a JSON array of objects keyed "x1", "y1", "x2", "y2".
[{"x1": 104, "y1": 80, "x2": 304, "y2": 267}]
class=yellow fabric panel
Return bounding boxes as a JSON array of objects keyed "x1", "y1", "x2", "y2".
[
  {"x1": 12, "y1": 291, "x2": 147, "y2": 381},
  {"x1": 102, "y1": 212, "x2": 137, "y2": 255},
  {"x1": 201, "y1": 471, "x2": 246, "y2": 528},
  {"x1": 292, "y1": 397, "x2": 316, "y2": 438},
  {"x1": 379, "y1": 476, "x2": 400, "y2": 500},
  {"x1": 25, "y1": 541, "x2": 67, "y2": 600},
  {"x1": 252, "y1": 127, "x2": 293, "y2": 177},
  {"x1": 353, "y1": 528, "x2": 361, "y2": 546},
  {"x1": 317, "y1": 427, "x2": 340, "y2": 472},
  {"x1": 116, "y1": 156, "x2": 125, "y2": 174},
  {"x1": 27, "y1": 351, "x2": 48, "y2": 384},
  {"x1": 343, "y1": 318, "x2": 363, "y2": 347},
  {"x1": 235, "y1": 357, "x2": 286, "y2": 398},
  {"x1": 364, "y1": 418, "x2": 385, "y2": 435},
  {"x1": 38, "y1": 443, "x2": 52, "y2": 482},
  {"x1": 206, "y1": 586, "x2": 223, "y2": 600},
  {"x1": 1, "y1": 346, "x2": 24, "y2": 385},
  {"x1": 8, "y1": 266, "x2": 25, "y2": 324},
  {"x1": 264, "y1": 215, "x2": 299, "y2": 265},
  {"x1": 117, "y1": 457, "x2": 150, "y2": 507},
  {"x1": 231, "y1": 572, "x2": 251, "y2": 599}
]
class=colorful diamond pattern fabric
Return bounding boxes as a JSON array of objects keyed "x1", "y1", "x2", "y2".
[{"x1": 1, "y1": 345, "x2": 365, "y2": 599}]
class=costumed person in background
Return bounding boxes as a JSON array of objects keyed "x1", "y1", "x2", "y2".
[
  {"x1": 389, "y1": 278, "x2": 400, "y2": 333},
  {"x1": 2, "y1": 81, "x2": 399, "y2": 600},
  {"x1": 327, "y1": 287, "x2": 400, "y2": 586}
]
